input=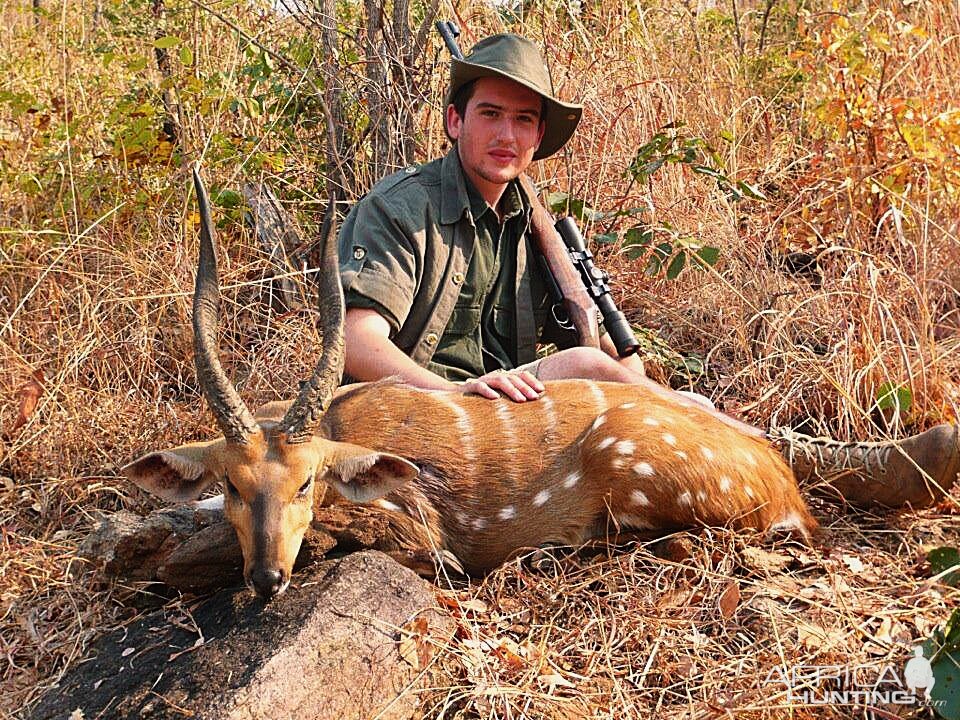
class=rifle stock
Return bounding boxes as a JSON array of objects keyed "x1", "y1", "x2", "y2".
[{"x1": 519, "y1": 176, "x2": 601, "y2": 348}]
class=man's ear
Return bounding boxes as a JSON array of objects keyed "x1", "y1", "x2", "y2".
[
  {"x1": 122, "y1": 440, "x2": 222, "y2": 503},
  {"x1": 445, "y1": 103, "x2": 463, "y2": 141},
  {"x1": 325, "y1": 442, "x2": 419, "y2": 503}
]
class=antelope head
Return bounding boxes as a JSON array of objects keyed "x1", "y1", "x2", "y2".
[{"x1": 123, "y1": 169, "x2": 418, "y2": 599}]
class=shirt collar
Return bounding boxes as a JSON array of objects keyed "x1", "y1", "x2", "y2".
[
  {"x1": 442, "y1": 147, "x2": 528, "y2": 226},
  {"x1": 440, "y1": 147, "x2": 472, "y2": 225}
]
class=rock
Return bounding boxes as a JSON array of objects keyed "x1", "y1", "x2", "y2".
[{"x1": 28, "y1": 551, "x2": 450, "y2": 720}]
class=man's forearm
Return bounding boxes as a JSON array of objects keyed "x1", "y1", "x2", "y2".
[
  {"x1": 600, "y1": 332, "x2": 646, "y2": 376},
  {"x1": 344, "y1": 315, "x2": 457, "y2": 391}
]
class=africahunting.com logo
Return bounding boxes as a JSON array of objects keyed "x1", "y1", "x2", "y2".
[{"x1": 761, "y1": 646, "x2": 941, "y2": 708}]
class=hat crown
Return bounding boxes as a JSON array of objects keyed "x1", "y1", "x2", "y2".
[{"x1": 462, "y1": 34, "x2": 552, "y2": 96}]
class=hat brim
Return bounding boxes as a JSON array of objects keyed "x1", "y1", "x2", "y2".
[{"x1": 447, "y1": 59, "x2": 583, "y2": 160}]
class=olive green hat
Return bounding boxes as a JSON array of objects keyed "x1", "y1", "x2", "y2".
[{"x1": 445, "y1": 33, "x2": 583, "y2": 160}]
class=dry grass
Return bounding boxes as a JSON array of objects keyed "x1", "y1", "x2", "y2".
[{"x1": 2, "y1": 0, "x2": 959, "y2": 717}]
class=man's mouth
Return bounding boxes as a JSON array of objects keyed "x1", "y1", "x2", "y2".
[{"x1": 489, "y1": 149, "x2": 517, "y2": 163}]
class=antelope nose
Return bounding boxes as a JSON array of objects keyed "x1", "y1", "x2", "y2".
[{"x1": 251, "y1": 568, "x2": 284, "y2": 599}]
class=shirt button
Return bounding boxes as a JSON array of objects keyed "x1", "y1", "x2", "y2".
[
  {"x1": 452, "y1": 272, "x2": 465, "y2": 285},
  {"x1": 424, "y1": 332, "x2": 439, "y2": 346},
  {"x1": 404, "y1": 165, "x2": 417, "y2": 174},
  {"x1": 353, "y1": 246, "x2": 366, "y2": 260}
]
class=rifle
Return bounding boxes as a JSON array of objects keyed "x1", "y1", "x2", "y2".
[{"x1": 435, "y1": 21, "x2": 640, "y2": 358}]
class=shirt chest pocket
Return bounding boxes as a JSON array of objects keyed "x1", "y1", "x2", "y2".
[{"x1": 444, "y1": 304, "x2": 481, "y2": 337}]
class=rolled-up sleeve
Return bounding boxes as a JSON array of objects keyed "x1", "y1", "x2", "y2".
[{"x1": 338, "y1": 193, "x2": 419, "y2": 336}]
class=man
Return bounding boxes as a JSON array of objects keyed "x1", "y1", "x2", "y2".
[{"x1": 338, "y1": 33, "x2": 959, "y2": 509}]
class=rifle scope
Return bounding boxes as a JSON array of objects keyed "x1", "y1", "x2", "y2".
[{"x1": 555, "y1": 217, "x2": 641, "y2": 358}]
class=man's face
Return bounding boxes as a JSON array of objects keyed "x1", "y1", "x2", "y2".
[{"x1": 446, "y1": 76, "x2": 546, "y2": 199}]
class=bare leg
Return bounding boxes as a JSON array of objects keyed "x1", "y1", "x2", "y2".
[{"x1": 536, "y1": 346, "x2": 765, "y2": 439}]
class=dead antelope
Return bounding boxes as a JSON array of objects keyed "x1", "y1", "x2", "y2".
[{"x1": 124, "y1": 170, "x2": 816, "y2": 599}]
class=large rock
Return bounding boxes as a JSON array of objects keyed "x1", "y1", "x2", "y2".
[{"x1": 29, "y1": 552, "x2": 450, "y2": 720}]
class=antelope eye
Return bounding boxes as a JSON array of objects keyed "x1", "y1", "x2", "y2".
[
  {"x1": 224, "y1": 477, "x2": 240, "y2": 499},
  {"x1": 296, "y1": 477, "x2": 313, "y2": 498}
]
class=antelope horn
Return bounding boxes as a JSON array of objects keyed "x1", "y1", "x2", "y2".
[
  {"x1": 277, "y1": 196, "x2": 345, "y2": 443},
  {"x1": 192, "y1": 166, "x2": 259, "y2": 444}
]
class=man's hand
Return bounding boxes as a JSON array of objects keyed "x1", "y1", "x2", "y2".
[{"x1": 460, "y1": 369, "x2": 544, "y2": 402}]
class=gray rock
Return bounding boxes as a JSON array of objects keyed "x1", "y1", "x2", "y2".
[{"x1": 28, "y1": 551, "x2": 449, "y2": 720}]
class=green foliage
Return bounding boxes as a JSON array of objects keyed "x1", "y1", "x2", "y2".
[
  {"x1": 876, "y1": 381, "x2": 913, "y2": 415},
  {"x1": 628, "y1": 122, "x2": 766, "y2": 202},
  {"x1": 922, "y1": 609, "x2": 960, "y2": 719},
  {"x1": 929, "y1": 547, "x2": 960, "y2": 587}
]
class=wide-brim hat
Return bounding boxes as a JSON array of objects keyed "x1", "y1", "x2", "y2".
[{"x1": 445, "y1": 33, "x2": 582, "y2": 160}]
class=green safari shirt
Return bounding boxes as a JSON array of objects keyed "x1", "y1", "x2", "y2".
[{"x1": 338, "y1": 148, "x2": 551, "y2": 380}]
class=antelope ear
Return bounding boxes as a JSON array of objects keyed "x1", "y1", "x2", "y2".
[
  {"x1": 122, "y1": 440, "x2": 222, "y2": 502},
  {"x1": 325, "y1": 442, "x2": 420, "y2": 503}
]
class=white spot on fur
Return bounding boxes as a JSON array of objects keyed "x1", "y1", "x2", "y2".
[
  {"x1": 495, "y1": 401, "x2": 515, "y2": 432},
  {"x1": 615, "y1": 440, "x2": 635, "y2": 455},
  {"x1": 633, "y1": 462, "x2": 655, "y2": 478},
  {"x1": 620, "y1": 402, "x2": 637, "y2": 410},
  {"x1": 719, "y1": 475, "x2": 732, "y2": 493},
  {"x1": 455, "y1": 511, "x2": 470, "y2": 527},
  {"x1": 540, "y1": 395, "x2": 557, "y2": 436},
  {"x1": 612, "y1": 458, "x2": 626, "y2": 469},
  {"x1": 744, "y1": 485, "x2": 755, "y2": 499},
  {"x1": 662, "y1": 433, "x2": 677, "y2": 446},
  {"x1": 472, "y1": 517, "x2": 488, "y2": 531},
  {"x1": 700, "y1": 445, "x2": 715, "y2": 460},
  {"x1": 438, "y1": 395, "x2": 477, "y2": 464},
  {"x1": 741, "y1": 449, "x2": 759, "y2": 467},
  {"x1": 498, "y1": 505, "x2": 517, "y2": 521},
  {"x1": 585, "y1": 381, "x2": 607, "y2": 414},
  {"x1": 674, "y1": 450, "x2": 688, "y2": 461},
  {"x1": 631, "y1": 489, "x2": 651, "y2": 506},
  {"x1": 563, "y1": 470, "x2": 581, "y2": 489},
  {"x1": 678, "y1": 491, "x2": 693, "y2": 506},
  {"x1": 696, "y1": 490, "x2": 707, "y2": 503},
  {"x1": 591, "y1": 414, "x2": 607, "y2": 432},
  {"x1": 642, "y1": 417, "x2": 660, "y2": 427},
  {"x1": 376, "y1": 499, "x2": 402, "y2": 513},
  {"x1": 533, "y1": 489, "x2": 551, "y2": 507},
  {"x1": 598, "y1": 436, "x2": 616, "y2": 451}
]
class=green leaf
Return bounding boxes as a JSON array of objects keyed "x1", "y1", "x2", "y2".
[
  {"x1": 929, "y1": 547, "x2": 960, "y2": 587},
  {"x1": 154, "y1": 35, "x2": 181, "y2": 49},
  {"x1": 666, "y1": 252, "x2": 686, "y2": 279},
  {"x1": 126, "y1": 56, "x2": 148, "y2": 72},
  {"x1": 179, "y1": 46, "x2": 194, "y2": 66},
  {"x1": 736, "y1": 180, "x2": 768, "y2": 201},
  {"x1": 214, "y1": 189, "x2": 242, "y2": 208},
  {"x1": 930, "y1": 614, "x2": 960, "y2": 719},
  {"x1": 876, "y1": 382, "x2": 913, "y2": 414},
  {"x1": 692, "y1": 164, "x2": 726, "y2": 180},
  {"x1": 623, "y1": 226, "x2": 653, "y2": 247},
  {"x1": 593, "y1": 232, "x2": 618, "y2": 246},
  {"x1": 695, "y1": 246, "x2": 720, "y2": 267}
]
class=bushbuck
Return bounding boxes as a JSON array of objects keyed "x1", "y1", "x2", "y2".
[{"x1": 124, "y1": 170, "x2": 816, "y2": 599}]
